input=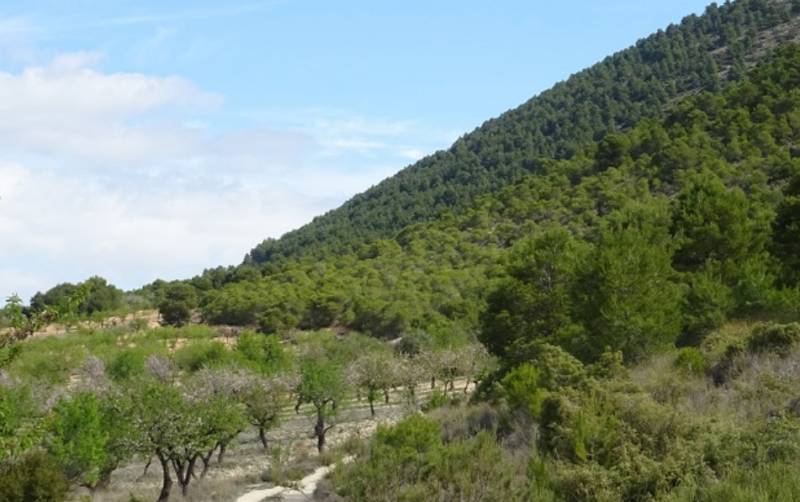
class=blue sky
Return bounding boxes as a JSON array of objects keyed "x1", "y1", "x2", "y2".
[{"x1": 0, "y1": 0, "x2": 712, "y2": 301}]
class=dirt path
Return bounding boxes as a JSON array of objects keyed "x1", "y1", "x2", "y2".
[{"x1": 236, "y1": 457, "x2": 352, "y2": 502}]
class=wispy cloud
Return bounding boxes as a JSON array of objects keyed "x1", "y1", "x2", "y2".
[
  {"x1": 0, "y1": 52, "x2": 431, "y2": 301},
  {"x1": 248, "y1": 107, "x2": 445, "y2": 166}
]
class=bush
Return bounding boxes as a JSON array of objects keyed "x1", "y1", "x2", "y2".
[
  {"x1": 746, "y1": 323, "x2": 800, "y2": 356},
  {"x1": 501, "y1": 364, "x2": 549, "y2": 417},
  {"x1": 710, "y1": 342, "x2": 747, "y2": 386},
  {"x1": 375, "y1": 415, "x2": 442, "y2": 453},
  {"x1": 334, "y1": 415, "x2": 537, "y2": 501},
  {"x1": 107, "y1": 349, "x2": 146, "y2": 382},
  {"x1": 235, "y1": 332, "x2": 289, "y2": 373},
  {"x1": 674, "y1": 348, "x2": 707, "y2": 375},
  {"x1": 174, "y1": 340, "x2": 230, "y2": 372},
  {"x1": 664, "y1": 461, "x2": 800, "y2": 502},
  {"x1": 678, "y1": 270, "x2": 734, "y2": 347},
  {"x1": 0, "y1": 451, "x2": 70, "y2": 502},
  {"x1": 157, "y1": 283, "x2": 197, "y2": 327},
  {"x1": 421, "y1": 389, "x2": 461, "y2": 412}
]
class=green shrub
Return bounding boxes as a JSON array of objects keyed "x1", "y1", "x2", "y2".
[
  {"x1": 501, "y1": 364, "x2": 549, "y2": 417},
  {"x1": 375, "y1": 415, "x2": 442, "y2": 453},
  {"x1": 710, "y1": 341, "x2": 747, "y2": 385},
  {"x1": 235, "y1": 331, "x2": 289, "y2": 373},
  {"x1": 173, "y1": 340, "x2": 230, "y2": 372},
  {"x1": 679, "y1": 270, "x2": 735, "y2": 347},
  {"x1": 746, "y1": 323, "x2": 800, "y2": 356},
  {"x1": 674, "y1": 347, "x2": 707, "y2": 375},
  {"x1": 0, "y1": 451, "x2": 70, "y2": 502},
  {"x1": 665, "y1": 461, "x2": 800, "y2": 502},
  {"x1": 588, "y1": 349, "x2": 625, "y2": 379},
  {"x1": 157, "y1": 283, "x2": 197, "y2": 327},
  {"x1": 107, "y1": 349, "x2": 146, "y2": 382},
  {"x1": 334, "y1": 416, "x2": 536, "y2": 501},
  {"x1": 5, "y1": 343, "x2": 86, "y2": 384},
  {"x1": 421, "y1": 390, "x2": 451, "y2": 412}
]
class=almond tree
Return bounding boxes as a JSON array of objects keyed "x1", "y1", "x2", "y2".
[
  {"x1": 129, "y1": 378, "x2": 246, "y2": 500},
  {"x1": 348, "y1": 351, "x2": 394, "y2": 417},
  {"x1": 295, "y1": 355, "x2": 346, "y2": 453},
  {"x1": 457, "y1": 344, "x2": 495, "y2": 393},
  {"x1": 394, "y1": 355, "x2": 425, "y2": 409},
  {"x1": 239, "y1": 372, "x2": 295, "y2": 450}
]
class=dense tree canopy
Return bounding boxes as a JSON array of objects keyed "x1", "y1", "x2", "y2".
[{"x1": 243, "y1": 0, "x2": 800, "y2": 267}]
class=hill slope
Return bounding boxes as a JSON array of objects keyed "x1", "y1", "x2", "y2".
[
  {"x1": 191, "y1": 44, "x2": 800, "y2": 355},
  {"x1": 246, "y1": 0, "x2": 800, "y2": 265}
]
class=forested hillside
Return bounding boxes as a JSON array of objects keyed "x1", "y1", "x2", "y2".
[
  {"x1": 149, "y1": 43, "x2": 800, "y2": 366},
  {"x1": 323, "y1": 44, "x2": 800, "y2": 502},
  {"x1": 245, "y1": 0, "x2": 800, "y2": 264},
  {"x1": 5, "y1": 1, "x2": 800, "y2": 501}
]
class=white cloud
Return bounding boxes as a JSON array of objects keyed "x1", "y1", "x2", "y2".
[
  {"x1": 0, "y1": 52, "x2": 430, "y2": 301},
  {"x1": 0, "y1": 54, "x2": 220, "y2": 164},
  {"x1": 0, "y1": 161, "x2": 388, "y2": 301}
]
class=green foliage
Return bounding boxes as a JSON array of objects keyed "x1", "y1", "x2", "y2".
[
  {"x1": 126, "y1": 377, "x2": 248, "y2": 498},
  {"x1": 480, "y1": 228, "x2": 587, "y2": 361},
  {"x1": 672, "y1": 168, "x2": 770, "y2": 273},
  {"x1": 31, "y1": 276, "x2": 123, "y2": 318},
  {"x1": 296, "y1": 354, "x2": 346, "y2": 407},
  {"x1": 235, "y1": 331, "x2": 290, "y2": 374},
  {"x1": 375, "y1": 414, "x2": 441, "y2": 453},
  {"x1": 6, "y1": 5, "x2": 800, "y2": 501},
  {"x1": 4, "y1": 341, "x2": 86, "y2": 384},
  {"x1": 501, "y1": 364, "x2": 549, "y2": 417},
  {"x1": 674, "y1": 347, "x2": 708, "y2": 375},
  {"x1": 244, "y1": 0, "x2": 796, "y2": 268},
  {"x1": 0, "y1": 385, "x2": 43, "y2": 463},
  {"x1": 157, "y1": 282, "x2": 197, "y2": 327},
  {"x1": 576, "y1": 201, "x2": 683, "y2": 361},
  {"x1": 420, "y1": 389, "x2": 463, "y2": 412},
  {"x1": 47, "y1": 392, "x2": 131, "y2": 489},
  {"x1": 334, "y1": 415, "x2": 539, "y2": 501},
  {"x1": 1, "y1": 295, "x2": 57, "y2": 349},
  {"x1": 746, "y1": 322, "x2": 800, "y2": 356},
  {"x1": 679, "y1": 268, "x2": 735, "y2": 346},
  {"x1": 173, "y1": 340, "x2": 231, "y2": 372},
  {"x1": 772, "y1": 174, "x2": 800, "y2": 285},
  {"x1": 239, "y1": 372, "x2": 292, "y2": 449},
  {"x1": 107, "y1": 349, "x2": 146, "y2": 382},
  {"x1": 0, "y1": 451, "x2": 69, "y2": 502},
  {"x1": 296, "y1": 352, "x2": 348, "y2": 452},
  {"x1": 666, "y1": 461, "x2": 800, "y2": 502}
]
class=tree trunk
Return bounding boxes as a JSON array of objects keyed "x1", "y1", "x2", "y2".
[
  {"x1": 217, "y1": 441, "x2": 228, "y2": 464},
  {"x1": 174, "y1": 457, "x2": 197, "y2": 497},
  {"x1": 259, "y1": 426, "x2": 269, "y2": 450},
  {"x1": 315, "y1": 408, "x2": 326, "y2": 453},
  {"x1": 430, "y1": 376, "x2": 435, "y2": 389},
  {"x1": 157, "y1": 454, "x2": 173, "y2": 502},
  {"x1": 369, "y1": 397, "x2": 375, "y2": 417},
  {"x1": 200, "y1": 451, "x2": 214, "y2": 478},
  {"x1": 95, "y1": 467, "x2": 113, "y2": 491},
  {"x1": 139, "y1": 456, "x2": 153, "y2": 481},
  {"x1": 383, "y1": 388, "x2": 390, "y2": 404}
]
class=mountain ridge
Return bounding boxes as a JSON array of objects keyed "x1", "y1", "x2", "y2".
[{"x1": 245, "y1": 0, "x2": 800, "y2": 267}]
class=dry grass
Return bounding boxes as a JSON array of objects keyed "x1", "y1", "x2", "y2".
[{"x1": 630, "y1": 321, "x2": 800, "y2": 429}]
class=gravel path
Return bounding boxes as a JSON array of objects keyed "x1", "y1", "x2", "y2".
[{"x1": 236, "y1": 457, "x2": 352, "y2": 502}]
